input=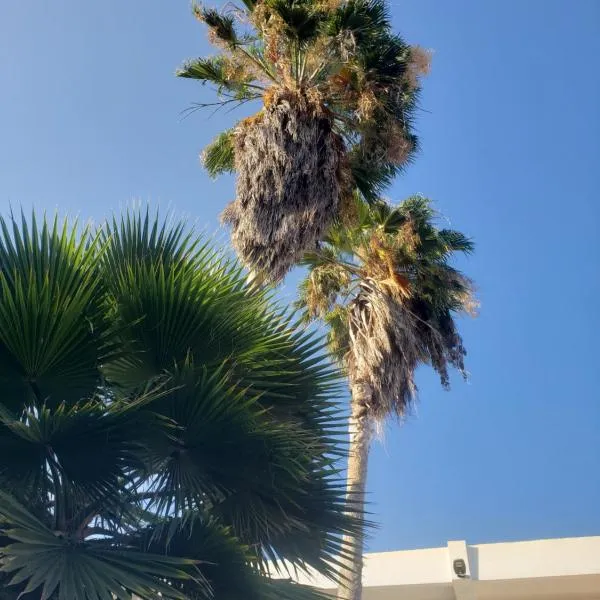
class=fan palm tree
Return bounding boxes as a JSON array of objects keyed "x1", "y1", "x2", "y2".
[
  {"x1": 178, "y1": 0, "x2": 430, "y2": 283},
  {"x1": 296, "y1": 195, "x2": 477, "y2": 600},
  {"x1": 0, "y1": 210, "x2": 361, "y2": 600}
]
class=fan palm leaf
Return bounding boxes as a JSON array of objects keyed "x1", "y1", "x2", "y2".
[
  {"x1": 0, "y1": 213, "x2": 110, "y2": 412},
  {"x1": 0, "y1": 209, "x2": 362, "y2": 600}
]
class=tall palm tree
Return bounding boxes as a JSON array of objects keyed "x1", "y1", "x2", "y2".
[
  {"x1": 0, "y1": 210, "x2": 361, "y2": 600},
  {"x1": 178, "y1": 0, "x2": 430, "y2": 283},
  {"x1": 296, "y1": 195, "x2": 477, "y2": 600}
]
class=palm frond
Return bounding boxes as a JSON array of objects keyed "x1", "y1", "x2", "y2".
[
  {"x1": 176, "y1": 57, "x2": 260, "y2": 99},
  {"x1": 264, "y1": 0, "x2": 326, "y2": 43},
  {"x1": 326, "y1": 0, "x2": 391, "y2": 42},
  {"x1": 0, "y1": 209, "x2": 364, "y2": 600},
  {"x1": 436, "y1": 229, "x2": 475, "y2": 255},
  {"x1": 193, "y1": 5, "x2": 240, "y2": 47},
  {"x1": 179, "y1": 0, "x2": 430, "y2": 280},
  {"x1": 297, "y1": 195, "x2": 476, "y2": 421},
  {"x1": 0, "y1": 491, "x2": 198, "y2": 600},
  {"x1": 202, "y1": 129, "x2": 236, "y2": 178},
  {"x1": 0, "y1": 404, "x2": 48, "y2": 506},
  {"x1": 348, "y1": 150, "x2": 399, "y2": 203},
  {"x1": 0, "y1": 213, "x2": 110, "y2": 411},
  {"x1": 324, "y1": 305, "x2": 351, "y2": 366}
]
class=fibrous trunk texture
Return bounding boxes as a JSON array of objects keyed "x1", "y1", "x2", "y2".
[
  {"x1": 337, "y1": 382, "x2": 372, "y2": 600},
  {"x1": 222, "y1": 89, "x2": 345, "y2": 283},
  {"x1": 347, "y1": 279, "x2": 467, "y2": 420},
  {"x1": 347, "y1": 281, "x2": 419, "y2": 420}
]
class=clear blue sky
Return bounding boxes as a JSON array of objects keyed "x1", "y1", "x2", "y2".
[{"x1": 1, "y1": 1, "x2": 599, "y2": 551}]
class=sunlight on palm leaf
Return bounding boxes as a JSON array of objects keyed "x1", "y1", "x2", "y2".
[{"x1": 0, "y1": 210, "x2": 362, "y2": 600}]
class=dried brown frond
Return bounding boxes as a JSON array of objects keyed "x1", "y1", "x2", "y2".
[
  {"x1": 219, "y1": 200, "x2": 238, "y2": 226},
  {"x1": 336, "y1": 154, "x2": 358, "y2": 226},
  {"x1": 265, "y1": 34, "x2": 285, "y2": 64},
  {"x1": 317, "y1": 0, "x2": 344, "y2": 10},
  {"x1": 411, "y1": 46, "x2": 433, "y2": 75},
  {"x1": 358, "y1": 118, "x2": 414, "y2": 169},
  {"x1": 397, "y1": 218, "x2": 419, "y2": 257},
  {"x1": 338, "y1": 192, "x2": 359, "y2": 227},
  {"x1": 329, "y1": 66, "x2": 354, "y2": 90},
  {"x1": 337, "y1": 29, "x2": 358, "y2": 62},
  {"x1": 262, "y1": 86, "x2": 325, "y2": 114},
  {"x1": 238, "y1": 112, "x2": 264, "y2": 130},
  {"x1": 220, "y1": 55, "x2": 254, "y2": 82},
  {"x1": 207, "y1": 28, "x2": 229, "y2": 50},
  {"x1": 305, "y1": 263, "x2": 351, "y2": 318},
  {"x1": 262, "y1": 86, "x2": 278, "y2": 108},
  {"x1": 347, "y1": 283, "x2": 420, "y2": 420},
  {"x1": 363, "y1": 235, "x2": 411, "y2": 299},
  {"x1": 250, "y1": 1, "x2": 271, "y2": 31},
  {"x1": 222, "y1": 88, "x2": 345, "y2": 282},
  {"x1": 192, "y1": 4, "x2": 204, "y2": 23},
  {"x1": 356, "y1": 89, "x2": 380, "y2": 121},
  {"x1": 252, "y1": 2, "x2": 287, "y2": 61},
  {"x1": 384, "y1": 125, "x2": 413, "y2": 165},
  {"x1": 304, "y1": 35, "x2": 334, "y2": 80},
  {"x1": 264, "y1": 22, "x2": 288, "y2": 67},
  {"x1": 347, "y1": 278, "x2": 467, "y2": 421},
  {"x1": 406, "y1": 45, "x2": 432, "y2": 89},
  {"x1": 455, "y1": 274, "x2": 479, "y2": 317}
]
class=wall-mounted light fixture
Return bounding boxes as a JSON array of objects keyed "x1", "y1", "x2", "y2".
[{"x1": 453, "y1": 558, "x2": 467, "y2": 578}]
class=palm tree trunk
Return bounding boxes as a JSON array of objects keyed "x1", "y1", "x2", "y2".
[{"x1": 337, "y1": 382, "x2": 372, "y2": 600}]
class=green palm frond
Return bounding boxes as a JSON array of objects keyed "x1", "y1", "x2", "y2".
[
  {"x1": 176, "y1": 56, "x2": 230, "y2": 84},
  {"x1": 194, "y1": 5, "x2": 240, "y2": 47},
  {"x1": 264, "y1": 0, "x2": 326, "y2": 43},
  {"x1": 133, "y1": 515, "x2": 260, "y2": 600},
  {"x1": 202, "y1": 130, "x2": 236, "y2": 177},
  {"x1": 0, "y1": 491, "x2": 198, "y2": 600},
  {"x1": 326, "y1": 0, "x2": 390, "y2": 40},
  {"x1": 0, "y1": 387, "x2": 167, "y2": 534},
  {"x1": 140, "y1": 364, "x2": 320, "y2": 516},
  {"x1": 134, "y1": 515, "x2": 335, "y2": 600},
  {"x1": 436, "y1": 229, "x2": 475, "y2": 255},
  {"x1": 176, "y1": 56, "x2": 262, "y2": 101},
  {"x1": 0, "y1": 209, "x2": 363, "y2": 600},
  {"x1": 0, "y1": 404, "x2": 48, "y2": 504},
  {"x1": 348, "y1": 154, "x2": 399, "y2": 203},
  {"x1": 103, "y1": 208, "x2": 200, "y2": 273},
  {"x1": 0, "y1": 213, "x2": 111, "y2": 411}
]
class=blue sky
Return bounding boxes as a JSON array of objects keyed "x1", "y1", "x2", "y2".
[{"x1": 1, "y1": 0, "x2": 599, "y2": 551}]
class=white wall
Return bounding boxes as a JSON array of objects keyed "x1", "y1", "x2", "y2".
[{"x1": 473, "y1": 536, "x2": 600, "y2": 581}]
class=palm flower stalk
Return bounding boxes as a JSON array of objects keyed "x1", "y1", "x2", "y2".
[{"x1": 178, "y1": 0, "x2": 430, "y2": 282}]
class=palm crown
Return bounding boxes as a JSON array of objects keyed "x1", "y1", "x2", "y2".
[
  {"x1": 297, "y1": 195, "x2": 477, "y2": 420},
  {"x1": 178, "y1": 0, "x2": 430, "y2": 282},
  {"x1": 0, "y1": 211, "x2": 360, "y2": 600}
]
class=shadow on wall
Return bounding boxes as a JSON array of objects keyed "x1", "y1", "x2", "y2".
[{"x1": 467, "y1": 545, "x2": 479, "y2": 580}]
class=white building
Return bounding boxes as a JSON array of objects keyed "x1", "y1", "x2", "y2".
[{"x1": 291, "y1": 536, "x2": 600, "y2": 599}]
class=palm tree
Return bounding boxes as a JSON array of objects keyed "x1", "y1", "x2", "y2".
[
  {"x1": 0, "y1": 210, "x2": 361, "y2": 600},
  {"x1": 296, "y1": 195, "x2": 477, "y2": 600},
  {"x1": 178, "y1": 0, "x2": 430, "y2": 283}
]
